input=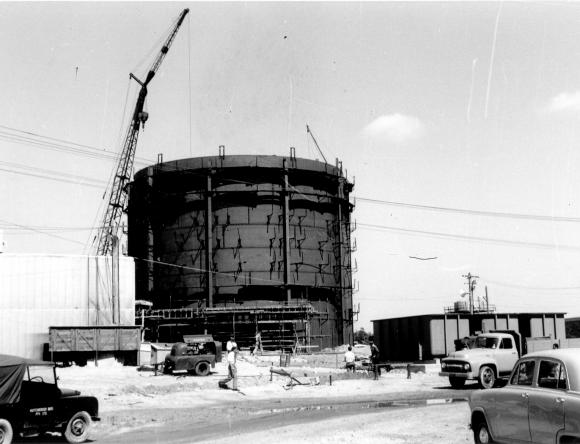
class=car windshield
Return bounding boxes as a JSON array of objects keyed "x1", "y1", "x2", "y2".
[
  {"x1": 474, "y1": 337, "x2": 499, "y2": 349},
  {"x1": 27, "y1": 365, "x2": 56, "y2": 385}
]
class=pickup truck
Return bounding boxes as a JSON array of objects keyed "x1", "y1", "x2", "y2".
[{"x1": 439, "y1": 332, "x2": 520, "y2": 389}]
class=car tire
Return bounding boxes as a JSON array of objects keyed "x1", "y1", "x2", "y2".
[
  {"x1": 0, "y1": 418, "x2": 13, "y2": 444},
  {"x1": 479, "y1": 365, "x2": 496, "y2": 389},
  {"x1": 473, "y1": 418, "x2": 493, "y2": 444},
  {"x1": 63, "y1": 411, "x2": 91, "y2": 443},
  {"x1": 195, "y1": 361, "x2": 210, "y2": 376},
  {"x1": 449, "y1": 376, "x2": 466, "y2": 389}
]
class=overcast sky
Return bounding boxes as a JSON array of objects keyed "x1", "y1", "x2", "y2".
[{"x1": 2, "y1": 2, "x2": 580, "y2": 331}]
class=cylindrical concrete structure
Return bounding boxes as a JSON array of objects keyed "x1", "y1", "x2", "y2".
[{"x1": 128, "y1": 155, "x2": 354, "y2": 348}]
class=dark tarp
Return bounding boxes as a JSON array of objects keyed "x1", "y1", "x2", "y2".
[{"x1": 0, "y1": 354, "x2": 51, "y2": 405}]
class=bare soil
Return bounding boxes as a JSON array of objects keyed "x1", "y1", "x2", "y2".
[{"x1": 47, "y1": 353, "x2": 476, "y2": 443}]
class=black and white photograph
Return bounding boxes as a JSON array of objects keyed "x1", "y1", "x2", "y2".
[{"x1": 2, "y1": 1, "x2": 580, "y2": 443}]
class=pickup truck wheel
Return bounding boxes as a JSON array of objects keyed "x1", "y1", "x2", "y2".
[
  {"x1": 0, "y1": 419, "x2": 13, "y2": 444},
  {"x1": 63, "y1": 411, "x2": 91, "y2": 443},
  {"x1": 195, "y1": 361, "x2": 210, "y2": 376},
  {"x1": 473, "y1": 418, "x2": 493, "y2": 443},
  {"x1": 479, "y1": 366, "x2": 496, "y2": 389},
  {"x1": 449, "y1": 376, "x2": 465, "y2": 389}
]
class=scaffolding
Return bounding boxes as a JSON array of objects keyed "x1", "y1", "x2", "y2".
[
  {"x1": 139, "y1": 303, "x2": 322, "y2": 352},
  {"x1": 129, "y1": 153, "x2": 355, "y2": 350}
]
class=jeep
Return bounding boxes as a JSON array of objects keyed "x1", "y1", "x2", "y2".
[{"x1": 0, "y1": 354, "x2": 99, "y2": 444}]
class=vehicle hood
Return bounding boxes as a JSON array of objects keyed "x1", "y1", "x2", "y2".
[{"x1": 444, "y1": 349, "x2": 494, "y2": 361}]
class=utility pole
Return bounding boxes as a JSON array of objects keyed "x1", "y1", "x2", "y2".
[
  {"x1": 485, "y1": 286, "x2": 489, "y2": 312},
  {"x1": 462, "y1": 272, "x2": 479, "y2": 314},
  {"x1": 112, "y1": 235, "x2": 120, "y2": 324}
]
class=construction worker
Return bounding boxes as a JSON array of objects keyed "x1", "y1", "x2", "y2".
[
  {"x1": 227, "y1": 345, "x2": 238, "y2": 390},
  {"x1": 226, "y1": 336, "x2": 237, "y2": 352},
  {"x1": 370, "y1": 341, "x2": 380, "y2": 380},
  {"x1": 253, "y1": 331, "x2": 262, "y2": 356},
  {"x1": 344, "y1": 345, "x2": 356, "y2": 372}
]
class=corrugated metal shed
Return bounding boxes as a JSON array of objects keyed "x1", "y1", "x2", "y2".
[
  {"x1": 0, "y1": 254, "x2": 135, "y2": 359},
  {"x1": 373, "y1": 312, "x2": 567, "y2": 362}
]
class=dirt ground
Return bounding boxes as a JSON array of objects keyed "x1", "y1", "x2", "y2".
[
  {"x1": 51, "y1": 352, "x2": 476, "y2": 443},
  {"x1": 197, "y1": 403, "x2": 473, "y2": 444}
]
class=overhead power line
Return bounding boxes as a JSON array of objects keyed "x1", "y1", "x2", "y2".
[
  {"x1": 0, "y1": 161, "x2": 107, "y2": 188},
  {"x1": 5, "y1": 218, "x2": 580, "y2": 254},
  {"x1": 0, "y1": 124, "x2": 155, "y2": 166},
  {"x1": 356, "y1": 196, "x2": 580, "y2": 223},
  {"x1": 0, "y1": 219, "x2": 86, "y2": 246},
  {"x1": 134, "y1": 256, "x2": 285, "y2": 285},
  {"x1": 481, "y1": 278, "x2": 580, "y2": 291},
  {"x1": 4, "y1": 121, "x2": 577, "y2": 226},
  {"x1": 358, "y1": 222, "x2": 580, "y2": 251}
]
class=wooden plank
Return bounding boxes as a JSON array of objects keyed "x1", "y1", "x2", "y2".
[
  {"x1": 50, "y1": 329, "x2": 76, "y2": 352},
  {"x1": 118, "y1": 328, "x2": 140, "y2": 350},
  {"x1": 49, "y1": 326, "x2": 141, "y2": 352},
  {"x1": 97, "y1": 329, "x2": 117, "y2": 351},
  {"x1": 76, "y1": 329, "x2": 97, "y2": 352}
]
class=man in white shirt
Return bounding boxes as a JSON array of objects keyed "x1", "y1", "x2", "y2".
[
  {"x1": 227, "y1": 346, "x2": 238, "y2": 390},
  {"x1": 344, "y1": 345, "x2": 356, "y2": 372},
  {"x1": 226, "y1": 336, "x2": 237, "y2": 352}
]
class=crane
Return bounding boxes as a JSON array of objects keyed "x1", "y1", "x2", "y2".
[
  {"x1": 96, "y1": 8, "x2": 189, "y2": 256},
  {"x1": 306, "y1": 124, "x2": 328, "y2": 164}
]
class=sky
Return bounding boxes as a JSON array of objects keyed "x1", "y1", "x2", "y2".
[{"x1": 2, "y1": 2, "x2": 580, "y2": 331}]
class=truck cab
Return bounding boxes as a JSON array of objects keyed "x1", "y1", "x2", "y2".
[{"x1": 440, "y1": 332, "x2": 520, "y2": 389}]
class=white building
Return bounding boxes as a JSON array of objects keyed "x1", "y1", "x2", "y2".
[{"x1": 0, "y1": 254, "x2": 135, "y2": 358}]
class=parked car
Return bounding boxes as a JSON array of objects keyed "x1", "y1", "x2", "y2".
[
  {"x1": 470, "y1": 348, "x2": 580, "y2": 443},
  {"x1": 0, "y1": 354, "x2": 99, "y2": 444}
]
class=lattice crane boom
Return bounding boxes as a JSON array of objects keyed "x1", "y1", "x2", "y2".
[{"x1": 96, "y1": 8, "x2": 189, "y2": 256}]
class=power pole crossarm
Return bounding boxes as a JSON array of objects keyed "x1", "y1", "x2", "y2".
[
  {"x1": 96, "y1": 9, "x2": 189, "y2": 256},
  {"x1": 462, "y1": 272, "x2": 479, "y2": 315}
]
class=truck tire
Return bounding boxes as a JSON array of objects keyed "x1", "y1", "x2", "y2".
[
  {"x1": 195, "y1": 361, "x2": 210, "y2": 376},
  {"x1": 63, "y1": 411, "x2": 91, "y2": 443},
  {"x1": 0, "y1": 419, "x2": 13, "y2": 444},
  {"x1": 479, "y1": 365, "x2": 496, "y2": 389},
  {"x1": 449, "y1": 376, "x2": 466, "y2": 389},
  {"x1": 473, "y1": 417, "x2": 493, "y2": 443}
]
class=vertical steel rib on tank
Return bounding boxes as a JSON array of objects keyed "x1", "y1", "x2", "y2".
[{"x1": 128, "y1": 155, "x2": 354, "y2": 347}]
